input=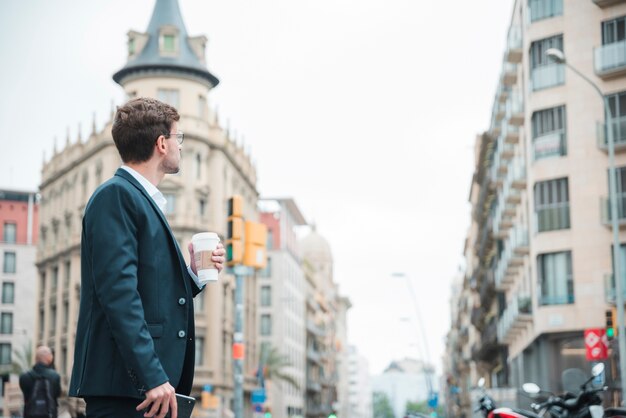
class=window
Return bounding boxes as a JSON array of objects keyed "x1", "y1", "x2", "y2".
[
  {"x1": 50, "y1": 305, "x2": 57, "y2": 333},
  {"x1": 260, "y1": 286, "x2": 271, "y2": 307},
  {"x1": 63, "y1": 301, "x2": 69, "y2": 332},
  {"x1": 534, "y1": 178, "x2": 570, "y2": 232},
  {"x1": 2, "y1": 252, "x2": 15, "y2": 274},
  {"x1": 529, "y1": 0, "x2": 563, "y2": 23},
  {"x1": 0, "y1": 313, "x2": 12, "y2": 334},
  {"x1": 266, "y1": 229, "x2": 273, "y2": 251},
  {"x1": 195, "y1": 337, "x2": 204, "y2": 366},
  {"x1": 163, "y1": 193, "x2": 176, "y2": 215},
  {"x1": 198, "y1": 199, "x2": 206, "y2": 217},
  {"x1": 260, "y1": 257, "x2": 272, "y2": 278},
  {"x1": 157, "y1": 89, "x2": 180, "y2": 109},
  {"x1": 606, "y1": 91, "x2": 626, "y2": 144},
  {"x1": 128, "y1": 37, "x2": 136, "y2": 55},
  {"x1": 163, "y1": 34, "x2": 176, "y2": 52},
  {"x1": 538, "y1": 251, "x2": 573, "y2": 305},
  {"x1": 195, "y1": 153, "x2": 202, "y2": 180},
  {"x1": 532, "y1": 106, "x2": 567, "y2": 160},
  {"x1": 2, "y1": 283, "x2": 14, "y2": 304},
  {"x1": 0, "y1": 343, "x2": 10, "y2": 365},
  {"x1": 198, "y1": 95, "x2": 207, "y2": 118},
  {"x1": 603, "y1": 16, "x2": 626, "y2": 45},
  {"x1": 260, "y1": 314, "x2": 272, "y2": 336},
  {"x1": 530, "y1": 35, "x2": 565, "y2": 91},
  {"x1": 39, "y1": 272, "x2": 46, "y2": 299},
  {"x1": 64, "y1": 260, "x2": 71, "y2": 288},
  {"x1": 51, "y1": 266, "x2": 58, "y2": 290},
  {"x1": 3, "y1": 223, "x2": 16, "y2": 243}
]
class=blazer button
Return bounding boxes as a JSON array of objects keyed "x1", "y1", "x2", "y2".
[
  {"x1": 178, "y1": 330, "x2": 186, "y2": 338},
  {"x1": 178, "y1": 298, "x2": 186, "y2": 306}
]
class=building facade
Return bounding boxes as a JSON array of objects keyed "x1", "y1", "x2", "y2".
[
  {"x1": 36, "y1": 0, "x2": 260, "y2": 415},
  {"x1": 0, "y1": 190, "x2": 38, "y2": 414},
  {"x1": 258, "y1": 198, "x2": 308, "y2": 418},
  {"x1": 446, "y1": 0, "x2": 626, "y2": 414},
  {"x1": 346, "y1": 345, "x2": 372, "y2": 418},
  {"x1": 371, "y1": 359, "x2": 432, "y2": 418}
]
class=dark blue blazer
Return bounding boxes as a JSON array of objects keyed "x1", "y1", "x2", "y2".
[{"x1": 69, "y1": 168, "x2": 201, "y2": 399}]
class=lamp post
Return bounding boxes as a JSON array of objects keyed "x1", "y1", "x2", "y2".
[
  {"x1": 391, "y1": 272, "x2": 434, "y2": 395},
  {"x1": 546, "y1": 48, "x2": 626, "y2": 403}
]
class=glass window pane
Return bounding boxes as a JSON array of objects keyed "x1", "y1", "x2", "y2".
[
  {"x1": 2, "y1": 283, "x2": 14, "y2": 304},
  {"x1": 0, "y1": 344, "x2": 11, "y2": 365},
  {"x1": 0, "y1": 313, "x2": 13, "y2": 334},
  {"x1": 3, "y1": 252, "x2": 15, "y2": 274},
  {"x1": 3, "y1": 223, "x2": 16, "y2": 243}
]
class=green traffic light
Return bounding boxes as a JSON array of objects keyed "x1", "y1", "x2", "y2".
[
  {"x1": 226, "y1": 244, "x2": 233, "y2": 261},
  {"x1": 328, "y1": 415, "x2": 337, "y2": 418},
  {"x1": 264, "y1": 413, "x2": 271, "y2": 418},
  {"x1": 608, "y1": 327, "x2": 616, "y2": 338}
]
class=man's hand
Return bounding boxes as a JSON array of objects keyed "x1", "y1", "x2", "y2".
[
  {"x1": 188, "y1": 242, "x2": 226, "y2": 275},
  {"x1": 136, "y1": 382, "x2": 177, "y2": 418}
]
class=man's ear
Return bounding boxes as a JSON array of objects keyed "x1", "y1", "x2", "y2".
[{"x1": 155, "y1": 135, "x2": 167, "y2": 155}]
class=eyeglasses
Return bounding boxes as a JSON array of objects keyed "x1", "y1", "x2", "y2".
[{"x1": 164, "y1": 131, "x2": 184, "y2": 144}]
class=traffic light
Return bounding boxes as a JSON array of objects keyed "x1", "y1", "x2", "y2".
[
  {"x1": 263, "y1": 405, "x2": 272, "y2": 418},
  {"x1": 226, "y1": 196, "x2": 244, "y2": 266},
  {"x1": 606, "y1": 307, "x2": 618, "y2": 339},
  {"x1": 328, "y1": 414, "x2": 337, "y2": 418},
  {"x1": 243, "y1": 221, "x2": 267, "y2": 269}
]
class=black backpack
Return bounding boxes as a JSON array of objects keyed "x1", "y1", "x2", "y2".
[{"x1": 23, "y1": 371, "x2": 53, "y2": 418}]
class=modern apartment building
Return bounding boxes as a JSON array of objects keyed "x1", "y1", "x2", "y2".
[
  {"x1": 257, "y1": 198, "x2": 308, "y2": 418},
  {"x1": 0, "y1": 190, "x2": 38, "y2": 413},
  {"x1": 371, "y1": 359, "x2": 432, "y2": 418},
  {"x1": 36, "y1": 0, "x2": 260, "y2": 414},
  {"x1": 447, "y1": 0, "x2": 626, "y2": 413}
]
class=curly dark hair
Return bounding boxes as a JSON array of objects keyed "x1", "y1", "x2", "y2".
[{"x1": 111, "y1": 97, "x2": 180, "y2": 163}]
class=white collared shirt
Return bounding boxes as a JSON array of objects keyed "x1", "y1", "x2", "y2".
[
  {"x1": 119, "y1": 165, "x2": 204, "y2": 288},
  {"x1": 120, "y1": 165, "x2": 167, "y2": 212}
]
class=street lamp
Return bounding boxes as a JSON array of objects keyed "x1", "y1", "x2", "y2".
[
  {"x1": 546, "y1": 48, "x2": 626, "y2": 403},
  {"x1": 391, "y1": 272, "x2": 434, "y2": 395}
]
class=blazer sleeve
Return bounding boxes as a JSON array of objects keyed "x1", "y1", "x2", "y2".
[{"x1": 84, "y1": 184, "x2": 169, "y2": 391}]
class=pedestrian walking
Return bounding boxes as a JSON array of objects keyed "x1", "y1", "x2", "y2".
[
  {"x1": 19, "y1": 345, "x2": 61, "y2": 418},
  {"x1": 68, "y1": 97, "x2": 225, "y2": 418}
]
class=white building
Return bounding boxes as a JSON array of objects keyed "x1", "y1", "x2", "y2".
[
  {"x1": 347, "y1": 345, "x2": 372, "y2": 418},
  {"x1": 371, "y1": 359, "x2": 432, "y2": 418}
]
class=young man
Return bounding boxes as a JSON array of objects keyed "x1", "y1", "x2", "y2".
[
  {"x1": 19, "y1": 345, "x2": 61, "y2": 418},
  {"x1": 69, "y1": 98, "x2": 225, "y2": 418}
]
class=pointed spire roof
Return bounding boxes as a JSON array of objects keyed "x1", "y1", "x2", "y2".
[{"x1": 112, "y1": 0, "x2": 219, "y2": 87}]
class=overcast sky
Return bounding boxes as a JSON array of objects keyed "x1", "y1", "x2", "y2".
[{"x1": 0, "y1": 0, "x2": 513, "y2": 376}]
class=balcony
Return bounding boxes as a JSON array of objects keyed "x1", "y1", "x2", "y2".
[
  {"x1": 593, "y1": 0, "x2": 626, "y2": 8},
  {"x1": 497, "y1": 84, "x2": 511, "y2": 104},
  {"x1": 531, "y1": 64, "x2": 565, "y2": 91},
  {"x1": 496, "y1": 135, "x2": 515, "y2": 161},
  {"x1": 497, "y1": 295, "x2": 532, "y2": 343},
  {"x1": 307, "y1": 347, "x2": 323, "y2": 365},
  {"x1": 595, "y1": 40, "x2": 626, "y2": 79},
  {"x1": 479, "y1": 269, "x2": 496, "y2": 307},
  {"x1": 306, "y1": 320, "x2": 327, "y2": 337},
  {"x1": 471, "y1": 306, "x2": 486, "y2": 330},
  {"x1": 472, "y1": 319, "x2": 500, "y2": 362},
  {"x1": 503, "y1": 122, "x2": 520, "y2": 144},
  {"x1": 533, "y1": 131, "x2": 566, "y2": 160},
  {"x1": 505, "y1": 26, "x2": 523, "y2": 63},
  {"x1": 605, "y1": 273, "x2": 626, "y2": 304},
  {"x1": 596, "y1": 120, "x2": 626, "y2": 153},
  {"x1": 502, "y1": 62, "x2": 518, "y2": 86},
  {"x1": 495, "y1": 248, "x2": 517, "y2": 290},
  {"x1": 511, "y1": 226, "x2": 529, "y2": 256},
  {"x1": 600, "y1": 193, "x2": 626, "y2": 227},
  {"x1": 493, "y1": 102, "x2": 506, "y2": 122},
  {"x1": 306, "y1": 379, "x2": 322, "y2": 393},
  {"x1": 505, "y1": 90, "x2": 524, "y2": 126}
]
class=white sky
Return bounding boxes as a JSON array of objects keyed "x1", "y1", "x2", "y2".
[{"x1": 0, "y1": 0, "x2": 513, "y2": 376}]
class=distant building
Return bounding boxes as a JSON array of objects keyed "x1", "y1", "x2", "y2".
[
  {"x1": 258, "y1": 198, "x2": 308, "y2": 418},
  {"x1": 0, "y1": 189, "x2": 38, "y2": 414},
  {"x1": 347, "y1": 345, "x2": 372, "y2": 418},
  {"x1": 371, "y1": 358, "x2": 432, "y2": 418}
]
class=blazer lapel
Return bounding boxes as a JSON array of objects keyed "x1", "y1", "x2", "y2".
[{"x1": 114, "y1": 169, "x2": 189, "y2": 283}]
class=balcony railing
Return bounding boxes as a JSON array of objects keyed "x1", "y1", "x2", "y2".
[
  {"x1": 531, "y1": 64, "x2": 565, "y2": 91},
  {"x1": 495, "y1": 246, "x2": 518, "y2": 290},
  {"x1": 497, "y1": 84, "x2": 511, "y2": 104},
  {"x1": 511, "y1": 226, "x2": 530, "y2": 255},
  {"x1": 505, "y1": 26, "x2": 523, "y2": 63},
  {"x1": 593, "y1": 0, "x2": 626, "y2": 6},
  {"x1": 596, "y1": 119, "x2": 626, "y2": 152},
  {"x1": 605, "y1": 273, "x2": 626, "y2": 304},
  {"x1": 493, "y1": 101, "x2": 506, "y2": 122},
  {"x1": 533, "y1": 131, "x2": 566, "y2": 160},
  {"x1": 595, "y1": 40, "x2": 626, "y2": 78},
  {"x1": 600, "y1": 193, "x2": 626, "y2": 226},
  {"x1": 505, "y1": 90, "x2": 525, "y2": 126},
  {"x1": 539, "y1": 293, "x2": 574, "y2": 305},
  {"x1": 497, "y1": 295, "x2": 532, "y2": 343},
  {"x1": 496, "y1": 135, "x2": 515, "y2": 161},
  {"x1": 503, "y1": 122, "x2": 520, "y2": 144},
  {"x1": 536, "y1": 204, "x2": 570, "y2": 232},
  {"x1": 503, "y1": 62, "x2": 518, "y2": 86}
]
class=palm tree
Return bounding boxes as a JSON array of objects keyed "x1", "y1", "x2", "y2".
[
  {"x1": 11, "y1": 340, "x2": 32, "y2": 375},
  {"x1": 260, "y1": 346, "x2": 300, "y2": 390}
]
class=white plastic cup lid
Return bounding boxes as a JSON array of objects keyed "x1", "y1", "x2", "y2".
[{"x1": 192, "y1": 232, "x2": 219, "y2": 242}]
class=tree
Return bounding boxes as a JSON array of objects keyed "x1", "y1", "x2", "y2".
[
  {"x1": 405, "y1": 400, "x2": 444, "y2": 418},
  {"x1": 373, "y1": 391, "x2": 395, "y2": 418},
  {"x1": 260, "y1": 346, "x2": 299, "y2": 390},
  {"x1": 11, "y1": 340, "x2": 32, "y2": 375}
]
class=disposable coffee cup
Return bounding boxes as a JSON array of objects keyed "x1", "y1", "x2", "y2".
[{"x1": 192, "y1": 232, "x2": 220, "y2": 284}]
